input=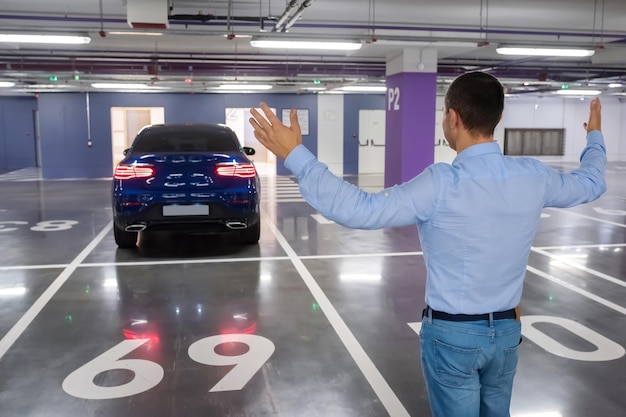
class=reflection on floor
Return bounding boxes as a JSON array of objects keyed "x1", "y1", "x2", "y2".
[{"x1": 0, "y1": 162, "x2": 625, "y2": 416}]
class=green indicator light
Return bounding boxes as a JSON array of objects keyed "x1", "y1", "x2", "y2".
[
  {"x1": 312, "y1": 302, "x2": 320, "y2": 311},
  {"x1": 313, "y1": 79, "x2": 321, "y2": 84},
  {"x1": 561, "y1": 84, "x2": 569, "y2": 89},
  {"x1": 74, "y1": 74, "x2": 80, "y2": 81},
  {"x1": 548, "y1": 295, "x2": 554, "y2": 301},
  {"x1": 65, "y1": 315, "x2": 73, "y2": 322},
  {"x1": 50, "y1": 76, "x2": 58, "y2": 82},
  {"x1": 85, "y1": 285, "x2": 90, "y2": 294}
]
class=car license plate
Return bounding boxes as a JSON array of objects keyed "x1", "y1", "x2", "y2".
[{"x1": 163, "y1": 205, "x2": 209, "y2": 216}]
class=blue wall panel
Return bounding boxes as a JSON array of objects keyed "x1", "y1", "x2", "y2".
[
  {"x1": 38, "y1": 93, "x2": 99, "y2": 179},
  {"x1": 0, "y1": 96, "x2": 38, "y2": 173},
  {"x1": 37, "y1": 92, "x2": 318, "y2": 178},
  {"x1": 343, "y1": 95, "x2": 386, "y2": 175}
]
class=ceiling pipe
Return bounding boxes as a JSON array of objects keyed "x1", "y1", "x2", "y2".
[
  {"x1": 282, "y1": 0, "x2": 314, "y2": 31},
  {"x1": 0, "y1": 13, "x2": 625, "y2": 41},
  {"x1": 272, "y1": 0, "x2": 299, "y2": 32}
]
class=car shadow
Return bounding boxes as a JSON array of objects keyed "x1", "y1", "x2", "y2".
[{"x1": 127, "y1": 231, "x2": 262, "y2": 259}]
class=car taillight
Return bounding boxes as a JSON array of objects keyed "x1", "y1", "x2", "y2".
[
  {"x1": 215, "y1": 163, "x2": 257, "y2": 178},
  {"x1": 114, "y1": 164, "x2": 156, "y2": 180}
]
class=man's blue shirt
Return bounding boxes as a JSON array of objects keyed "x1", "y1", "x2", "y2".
[{"x1": 284, "y1": 131, "x2": 607, "y2": 314}]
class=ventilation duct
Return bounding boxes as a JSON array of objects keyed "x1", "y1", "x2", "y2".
[
  {"x1": 283, "y1": 0, "x2": 313, "y2": 31},
  {"x1": 127, "y1": 0, "x2": 169, "y2": 29}
]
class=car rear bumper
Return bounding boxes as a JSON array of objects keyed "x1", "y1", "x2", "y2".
[{"x1": 113, "y1": 202, "x2": 259, "y2": 233}]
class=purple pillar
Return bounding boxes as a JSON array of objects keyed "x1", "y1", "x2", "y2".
[{"x1": 384, "y1": 50, "x2": 438, "y2": 187}]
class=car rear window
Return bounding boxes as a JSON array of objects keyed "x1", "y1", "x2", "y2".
[{"x1": 131, "y1": 130, "x2": 240, "y2": 153}]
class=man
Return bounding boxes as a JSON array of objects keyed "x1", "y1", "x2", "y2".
[{"x1": 249, "y1": 72, "x2": 606, "y2": 417}]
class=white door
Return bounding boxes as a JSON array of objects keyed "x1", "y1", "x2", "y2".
[
  {"x1": 111, "y1": 107, "x2": 164, "y2": 169},
  {"x1": 358, "y1": 110, "x2": 386, "y2": 174}
]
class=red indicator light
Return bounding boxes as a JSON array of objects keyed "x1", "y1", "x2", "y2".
[
  {"x1": 215, "y1": 163, "x2": 256, "y2": 178},
  {"x1": 114, "y1": 164, "x2": 156, "y2": 179}
]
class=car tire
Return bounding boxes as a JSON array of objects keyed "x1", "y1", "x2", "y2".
[
  {"x1": 114, "y1": 224, "x2": 138, "y2": 248},
  {"x1": 239, "y1": 220, "x2": 260, "y2": 244}
]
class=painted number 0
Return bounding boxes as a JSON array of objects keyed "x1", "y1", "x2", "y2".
[
  {"x1": 521, "y1": 315, "x2": 625, "y2": 361},
  {"x1": 388, "y1": 87, "x2": 400, "y2": 111},
  {"x1": 407, "y1": 315, "x2": 625, "y2": 362},
  {"x1": 62, "y1": 334, "x2": 275, "y2": 399}
]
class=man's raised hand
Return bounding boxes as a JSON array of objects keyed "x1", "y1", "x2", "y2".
[{"x1": 249, "y1": 102, "x2": 302, "y2": 159}]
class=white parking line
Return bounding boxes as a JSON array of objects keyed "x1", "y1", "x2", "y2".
[
  {"x1": 526, "y1": 265, "x2": 626, "y2": 315},
  {"x1": 545, "y1": 208, "x2": 626, "y2": 228},
  {"x1": 310, "y1": 214, "x2": 335, "y2": 224},
  {"x1": 0, "y1": 264, "x2": 70, "y2": 271},
  {"x1": 531, "y1": 247, "x2": 626, "y2": 288},
  {"x1": 537, "y1": 243, "x2": 626, "y2": 250},
  {"x1": 0, "y1": 221, "x2": 113, "y2": 360},
  {"x1": 266, "y1": 216, "x2": 411, "y2": 417}
]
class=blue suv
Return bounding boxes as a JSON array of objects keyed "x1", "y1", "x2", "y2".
[{"x1": 112, "y1": 124, "x2": 260, "y2": 248}]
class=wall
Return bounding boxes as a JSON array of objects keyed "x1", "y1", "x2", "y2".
[
  {"x1": 38, "y1": 93, "x2": 97, "y2": 178},
  {"x1": 37, "y1": 92, "x2": 317, "y2": 178},
  {"x1": 0, "y1": 96, "x2": 38, "y2": 173},
  {"x1": 224, "y1": 94, "x2": 318, "y2": 176},
  {"x1": 5, "y1": 92, "x2": 625, "y2": 179},
  {"x1": 317, "y1": 95, "x2": 344, "y2": 175},
  {"x1": 499, "y1": 96, "x2": 622, "y2": 162}
]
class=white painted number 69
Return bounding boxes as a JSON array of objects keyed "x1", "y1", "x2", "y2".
[{"x1": 62, "y1": 334, "x2": 275, "y2": 399}]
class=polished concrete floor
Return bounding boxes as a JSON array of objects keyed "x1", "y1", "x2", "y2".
[{"x1": 0, "y1": 163, "x2": 625, "y2": 417}]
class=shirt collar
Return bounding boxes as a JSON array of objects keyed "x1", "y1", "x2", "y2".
[{"x1": 452, "y1": 142, "x2": 502, "y2": 165}]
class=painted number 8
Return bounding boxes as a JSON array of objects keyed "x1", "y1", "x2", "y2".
[{"x1": 30, "y1": 220, "x2": 79, "y2": 231}]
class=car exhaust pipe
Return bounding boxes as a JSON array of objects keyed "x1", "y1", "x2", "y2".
[
  {"x1": 125, "y1": 223, "x2": 147, "y2": 232},
  {"x1": 225, "y1": 221, "x2": 247, "y2": 230}
]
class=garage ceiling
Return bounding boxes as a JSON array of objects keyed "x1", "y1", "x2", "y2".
[{"x1": 1, "y1": 0, "x2": 625, "y2": 97}]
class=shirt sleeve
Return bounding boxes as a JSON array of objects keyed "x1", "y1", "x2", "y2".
[
  {"x1": 544, "y1": 130, "x2": 607, "y2": 208},
  {"x1": 284, "y1": 145, "x2": 438, "y2": 229}
]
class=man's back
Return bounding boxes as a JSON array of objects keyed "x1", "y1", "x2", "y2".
[{"x1": 420, "y1": 133, "x2": 605, "y2": 314}]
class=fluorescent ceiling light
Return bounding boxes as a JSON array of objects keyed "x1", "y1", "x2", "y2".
[
  {"x1": 0, "y1": 81, "x2": 15, "y2": 87},
  {"x1": 91, "y1": 83, "x2": 149, "y2": 89},
  {"x1": 554, "y1": 89, "x2": 601, "y2": 96},
  {"x1": 108, "y1": 31, "x2": 163, "y2": 36},
  {"x1": 496, "y1": 47, "x2": 594, "y2": 57},
  {"x1": 372, "y1": 39, "x2": 479, "y2": 48},
  {"x1": 337, "y1": 85, "x2": 387, "y2": 92},
  {"x1": 608, "y1": 83, "x2": 623, "y2": 88},
  {"x1": 251, "y1": 39, "x2": 362, "y2": 51},
  {"x1": 218, "y1": 84, "x2": 273, "y2": 90},
  {"x1": 0, "y1": 34, "x2": 91, "y2": 44}
]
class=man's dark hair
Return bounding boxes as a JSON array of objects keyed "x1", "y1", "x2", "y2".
[{"x1": 444, "y1": 71, "x2": 504, "y2": 137}]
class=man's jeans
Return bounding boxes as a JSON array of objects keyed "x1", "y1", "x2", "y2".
[{"x1": 420, "y1": 312, "x2": 522, "y2": 417}]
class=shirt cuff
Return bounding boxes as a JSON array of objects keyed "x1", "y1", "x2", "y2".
[
  {"x1": 284, "y1": 144, "x2": 317, "y2": 177},
  {"x1": 587, "y1": 130, "x2": 604, "y2": 144}
]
